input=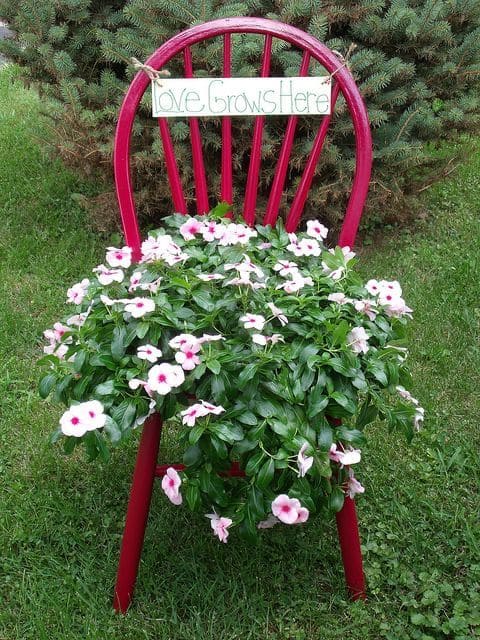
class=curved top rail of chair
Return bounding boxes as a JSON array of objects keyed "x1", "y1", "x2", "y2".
[{"x1": 114, "y1": 17, "x2": 372, "y2": 256}]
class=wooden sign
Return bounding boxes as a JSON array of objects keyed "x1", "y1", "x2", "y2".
[{"x1": 152, "y1": 77, "x2": 331, "y2": 118}]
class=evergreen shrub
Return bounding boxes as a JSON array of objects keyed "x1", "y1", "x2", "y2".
[{"x1": 1, "y1": 0, "x2": 480, "y2": 229}]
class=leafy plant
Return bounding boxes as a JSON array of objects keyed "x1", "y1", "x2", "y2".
[{"x1": 39, "y1": 210, "x2": 422, "y2": 541}]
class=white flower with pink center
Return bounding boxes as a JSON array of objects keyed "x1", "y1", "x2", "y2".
[
  {"x1": 201, "y1": 220, "x2": 224, "y2": 242},
  {"x1": 66, "y1": 278, "x2": 90, "y2": 304},
  {"x1": 379, "y1": 280, "x2": 402, "y2": 297},
  {"x1": 161, "y1": 467, "x2": 182, "y2": 505},
  {"x1": 346, "y1": 469, "x2": 365, "y2": 499},
  {"x1": 329, "y1": 444, "x2": 362, "y2": 466},
  {"x1": 240, "y1": 313, "x2": 266, "y2": 331},
  {"x1": 200, "y1": 400, "x2": 225, "y2": 415},
  {"x1": 354, "y1": 299, "x2": 377, "y2": 320},
  {"x1": 252, "y1": 333, "x2": 284, "y2": 346},
  {"x1": 124, "y1": 297, "x2": 155, "y2": 318},
  {"x1": 175, "y1": 343, "x2": 201, "y2": 370},
  {"x1": 147, "y1": 363, "x2": 185, "y2": 395},
  {"x1": 43, "y1": 322, "x2": 69, "y2": 344},
  {"x1": 297, "y1": 443, "x2": 314, "y2": 477},
  {"x1": 137, "y1": 344, "x2": 162, "y2": 363},
  {"x1": 225, "y1": 254, "x2": 264, "y2": 280},
  {"x1": 365, "y1": 279, "x2": 381, "y2": 295},
  {"x1": 273, "y1": 260, "x2": 299, "y2": 277},
  {"x1": 306, "y1": 219, "x2": 328, "y2": 240},
  {"x1": 271, "y1": 495, "x2": 309, "y2": 525},
  {"x1": 347, "y1": 327, "x2": 370, "y2": 354},
  {"x1": 206, "y1": 513, "x2": 232, "y2": 543},
  {"x1": 59, "y1": 400, "x2": 106, "y2": 437},
  {"x1": 169, "y1": 333, "x2": 200, "y2": 350},
  {"x1": 298, "y1": 238, "x2": 321, "y2": 257},
  {"x1": 106, "y1": 246, "x2": 132, "y2": 269},
  {"x1": 180, "y1": 403, "x2": 209, "y2": 427},
  {"x1": 322, "y1": 263, "x2": 345, "y2": 280},
  {"x1": 100, "y1": 294, "x2": 117, "y2": 306},
  {"x1": 276, "y1": 274, "x2": 313, "y2": 293},
  {"x1": 180, "y1": 217, "x2": 204, "y2": 240},
  {"x1": 94, "y1": 264, "x2": 124, "y2": 286},
  {"x1": 266, "y1": 302, "x2": 288, "y2": 326},
  {"x1": 328, "y1": 292, "x2": 352, "y2": 305},
  {"x1": 379, "y1": 293, "x2": 413, "y2": 318},
  {"x1": 66, "y1": 312, "x2": 88, "y2": 327},
  {"x1": 196, "y1": 273, "x2": 225, "y2": 281},
  {"x1": 129, "y1": 271, "x2": 144, "y2": 291},
  {"x1": 198, "y1": 333, "x2": 225, "y2": 344}
]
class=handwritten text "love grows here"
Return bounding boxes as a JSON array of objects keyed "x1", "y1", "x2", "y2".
[{"x1": 152, "y1": 77, "x2": 331, "y2": 118}]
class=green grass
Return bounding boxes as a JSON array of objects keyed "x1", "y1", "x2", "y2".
[{"x1": 0, "y1": 65, "x2": 479, "y2": 639}]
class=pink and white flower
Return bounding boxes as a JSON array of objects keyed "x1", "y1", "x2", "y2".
[
  {"x1": 175, "y1": 343, "x2": 201, "y2": 370},
  {"x1": 346, "y1": 469, "x2": 365, "y2": 499},
  {"x1": 196, "y1": 273, "x2": 225, "y2": 281},
  {"x1": 273, "y1": 260, "x2": 299, "y2": 277},
  {"x1": 180, "y1": 403, "x2": 209, "y2": 426},
  {"x1": 379, "y1": 280, "x2": 402, "y2": 297},
  {"x1": 60, "y1": 400, "x2": 106, "y2": 436},
  {"x1": 251, "y1": 333, "x2": 284, "y2": 346},
  {"x1": 288, "y1": 237, "x2": 321, "y2": 257},
  {"x1": 128, "y1": 271, "x2": 144, "y2": 291},
  {"x1": 271, "y1": 495, "x2": 309, "y2": 525},
  {"x1": 347, "y1": 327, "x2": 370, "y2": 354},
  {"x1": 276, "y1": 273, "x2": 313, "y2": 293},
  {"x1": 198, "y1": 333, "x2": 225, "y2": 344},
  {"x1": 161, "y1": 467, "x2": 182, "y2": 505},
  {"x1": 200, "y1": 400, "x2": 225, "y2": 415},
  {"x1": 169, "y1": 333, "x2": 199, "y2": 350},
  {"x1": 106, "y1": 246, "x2": 132, "y2": 269},
  {"x1": 141, "y1": 234, "x2": 188, "y2": 265},
  {"x1": 43, "y1": 322, "x2": 69, "y2": 344},
  {"x1": 147, "y1": 363, "x2": 185, "y2": 395},
  {"x1": 379, "y1": 293, "x2": 413, "y2": 318},
  {"x1": 206, "y1": 513, "x2": 232, "y2": 543},
  {"x1": 66, "y1": 278, "x2": 90, "y2": 304},
  {"x1": 137, "y1": 344, "x2": 162, "y2": 363},
  {"x1": 124, "y1": 297, "x2": 155, "y2": 318},
  {"x1": 66, "y1": 312, "x2": 88, "y2": 327},
  {"x1": 306, "y1": 219, "x2": 328, "y2": 240},
  {"x1": 329, "y1": 444, "x2": 362, "y2": 466},
  {"x1": 322, "y1": 263, "x2": 345, "y2": 280},
  {"x1": 266, "y1": 302, "x2": 288, "y2": 326},
  {"x1": 240, "y1": 313, "x2": 266, "y2": 331},
  {"x1": 201, "y1": 220, "x2": 225, "y2": 242},
  {"x1": 180, "y1": 217, "x2": 204, "y2": 240},
  {"x1": 94, "y1": 264, "x2": 124, "y2": 286},
  {"x1": 328, "y1": 292, "x2": 352, "y2": 305},
  {"x1": 365, "y1": 279, "x2": 381, "y2": 295},
  {"x1": 354, "y1": 299, "x2": 378, "y2": 320},
  {"x1": 297, "y1": 443, "x2": 314, "y2": 477}
]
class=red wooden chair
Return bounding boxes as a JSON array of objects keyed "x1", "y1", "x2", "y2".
[{"x1": 112, "y1": 17, "x2": 372, "y2": 613}]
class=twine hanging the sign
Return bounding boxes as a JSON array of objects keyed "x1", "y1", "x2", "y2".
[{"x1": 130, "y1": 57, "x2": 171, "y2": 85}]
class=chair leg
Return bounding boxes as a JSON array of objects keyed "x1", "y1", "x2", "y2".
[
  {"x1": 335, "y1": 496, "x2": 366, "y2": 600},
  {"x1": 113, "y1": 413, "x2": 163, "y2": 613}
]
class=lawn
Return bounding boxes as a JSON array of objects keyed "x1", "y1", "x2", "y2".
[{"x1": 0, "y1": 65, "x2": 479, "y2": 639}]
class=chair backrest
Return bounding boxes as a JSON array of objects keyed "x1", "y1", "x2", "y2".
[{"x1": 114, "y1": 17, "x2": 372, "y2": 260}]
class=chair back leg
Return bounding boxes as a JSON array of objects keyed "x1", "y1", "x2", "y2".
[
  {"x1": 335, "y1": 496, "x2": 366, "y2": 600},
  {"x1": 113, "y1": 413, "x2": 163, "y2": 613}
]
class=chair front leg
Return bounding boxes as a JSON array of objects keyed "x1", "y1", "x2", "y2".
[
  {"x1": 113, "y1": 413, "x2": 163, "y2": 613},
  {"x1": 335, "y1": 496, "x2": 366, "y2": 600}
]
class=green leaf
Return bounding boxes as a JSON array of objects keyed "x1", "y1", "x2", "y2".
[
  {"x1": 270, "y1": 420, "x2": 295, "y2": 438},
  {"x1": 94, "y1": 379, "x2": 115, "y2": 396},
  {"x1": 245, "y1": 450, "x2": 265, "y2": 476},
  {"x1": 103, "y1": 416, "x2": 121, "y2": 443},
  {"x1": 356, "y1": 401, "x2": 378, "y2": 429},
  {"x1": 210, "y1": 201, "x2": 233, "y2": 218},
  {"x1": 330, "y1": 391, "x2": 356, "y2": 414},
  {"x1": 256, "y1": 458, "x2": 275, "y2": 490},
  {"x1": 238, "y1": 363, "x2": 258, "y2": 389},
  {"x1": 237, "y1": 411, "x2": 257, "y2": 426},
  {"x1": 336, "y1": 427, "x2": 365, "y2": 445},
  {"x1": 73, "y1": 350, "x2": 86, "y2": 373},
  {"x1": 209, "y1": 422, "x2": 244, "y2": 443},
  {"x1": 247, "y1": 486, "x2": 265, "y2": 520},
  {"x1": 188, "y1": 424, "x2": 205, "y2": 445},
  {"x1": 39, "y1": 374, "x2": 56, "y2": 399},
  {"x1": 192, "y1": 290, "x2": 214, "y2": 312},
  {"x1": 111, "y1": 326, "x2": 127, "y2": 362},
  {"x1": 206, "y1": 359, "x2": 221, "y2": 374},
  {"x1": 112, "y1": 400, "x2": 137, "y2": 431},
  {"x1": 183, "y1": 443, "x2": 203, "y2": 467},
  {"x1": 185, "y1": 483, "x2": 201, "y2": 511},
  {"x1": 329, "y1": 485, "x2": 345, "y2": 512},
  {"x1": 94, "y1": 431, "x2": 110, "y2": 462},
  {"x1": 317, "y1": 423, "x2": 333, "y2": 450},
  {"x1": 307, "y1": 387, "x2": 329, "y2": 419},
  {"x1": 135, "y1": 322, "x2": 150, "y2": 339}
]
